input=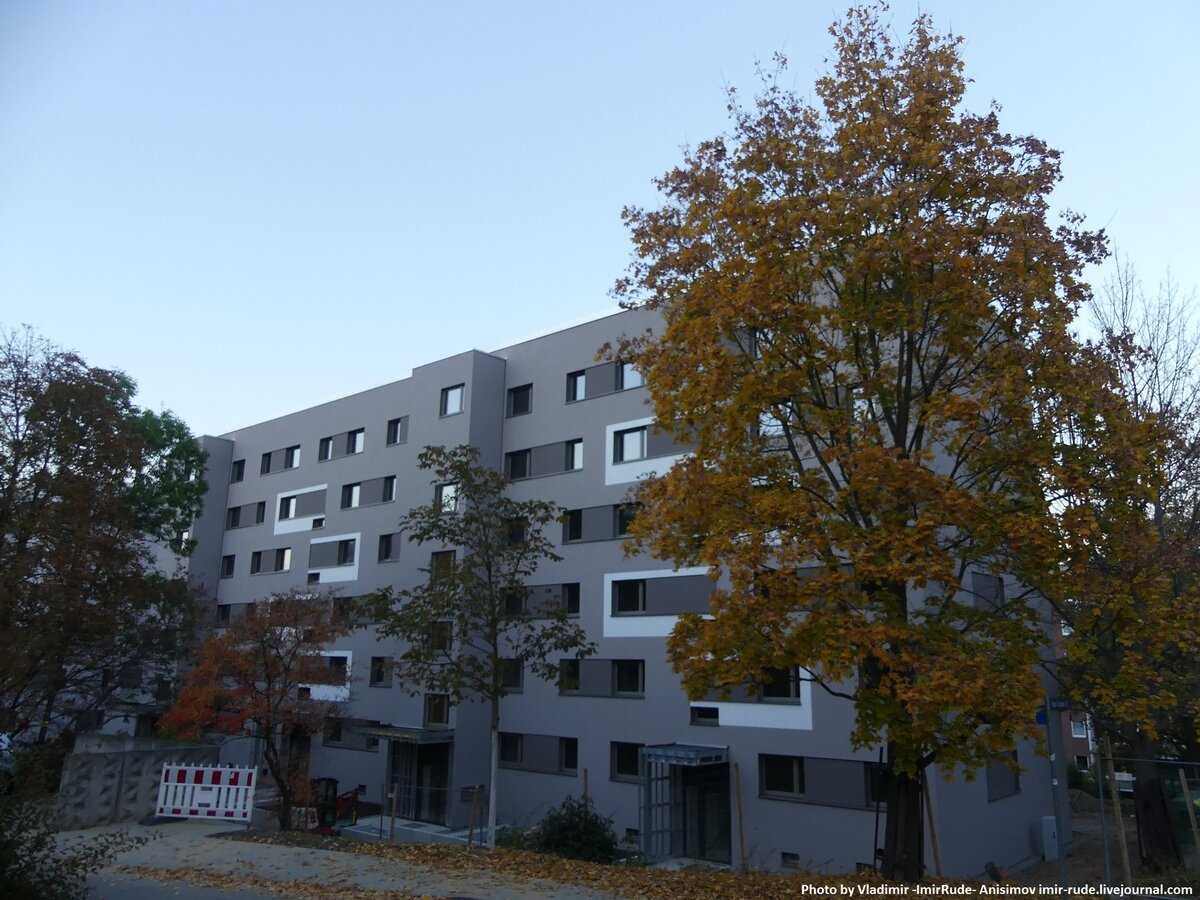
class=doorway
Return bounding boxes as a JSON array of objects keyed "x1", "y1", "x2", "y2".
[{"x1": 389, "y1": 740, "x2": 450, "y2": 825}]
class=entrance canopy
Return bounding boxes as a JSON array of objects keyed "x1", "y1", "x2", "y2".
[
  {"x1": 642, "y1": 743, "x2": 727, "y2": 767},
  {"x1": 362, "y1": 725, "x2": 454, "y2": 745}
]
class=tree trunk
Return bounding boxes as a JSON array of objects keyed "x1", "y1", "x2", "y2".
[
  {"x1": 486, "y1": 700, "x2": 499, "y2": 849},
  {"x1": 1131, "y1": 735, "x2": 1179, "y2": 871},
  {"x1": 880, "y1": 744, "x2": 924, "y2": 882},
  {"x1": 263, "y1": 740, "x2": 292, "y2": 831}
]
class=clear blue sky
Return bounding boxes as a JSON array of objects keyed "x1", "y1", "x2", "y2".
[{"x1": 1, "y1": 1, "x2": 1195, "y2": 436}]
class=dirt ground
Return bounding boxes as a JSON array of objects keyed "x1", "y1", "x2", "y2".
[{"x1": 1012, "y1": 792, "x2": 1199, "y2": 890}]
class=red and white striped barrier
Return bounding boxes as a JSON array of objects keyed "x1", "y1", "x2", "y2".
[{"x1": 155, "y1": 764, "x2": 257, "y2": 823}]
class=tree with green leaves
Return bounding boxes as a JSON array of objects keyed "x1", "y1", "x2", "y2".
[
  {"x1": 159, "y1": 589, "x2": 353, "y2": 831},
  {"x1": 0, "y1": 326, "x2": 207, "y2": 744},
  {"x1": 613, "y1": 6, "x2": 1116, "y2": 881},
  {"x1": 369, "y1": 445, "x2": 593, "y2": 849}
]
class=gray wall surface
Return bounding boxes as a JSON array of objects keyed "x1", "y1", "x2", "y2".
[{"x1": 57, "y1": 741, "x2": 218, "y2": 828}]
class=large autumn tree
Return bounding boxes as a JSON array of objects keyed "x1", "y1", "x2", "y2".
[
  {"x1": 369, "y1": 445, "x2": 593, "y2": 849},
  {"x1": 159, "y1": 589, "x2": 353, "y2": 830},
  {"x1": 613, "y1": 7, "x2": 1110, "y2": 881},
  {"x1": 0, "y1": 327, "x2": 207, "y2": 744}
]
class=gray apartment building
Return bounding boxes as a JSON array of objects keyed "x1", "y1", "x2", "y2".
[{"x1": 184, "y1": 308, "x2": 1060, "y2": 877}]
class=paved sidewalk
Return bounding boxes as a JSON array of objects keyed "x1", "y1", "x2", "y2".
[{"x1": 69, "y1": 820, "x2": 616, "y2": 899}]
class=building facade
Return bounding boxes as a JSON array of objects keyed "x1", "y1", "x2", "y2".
[{"x1": 185, "y1": 308, "x2": 1059, "y2": 876}]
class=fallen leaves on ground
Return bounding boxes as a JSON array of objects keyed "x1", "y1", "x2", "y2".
[
  {"x1": 222, "y1": 830, "x2": 891, "y2": 899},
  {"x1": 113, "y1": 864, "x2": 428, "y2": 898}
]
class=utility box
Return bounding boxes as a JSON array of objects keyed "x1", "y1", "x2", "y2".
[{"x1": 1041, "y1": 815, "x2": 1059, "y2": 860}]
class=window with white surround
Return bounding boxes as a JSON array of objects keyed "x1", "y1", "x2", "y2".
[
  {"x1": 279, "y1": 496, "x2": 296, "y2": 519},
  {"x1": 1071, "y1": 719, "x2": 1088, "y2": 739},
  {"x1": 613, "y1": 426, "x2": 647, "y2": 463},
  {"x1": 440, "y1": 384, "x2": 464, "y2": 417}
]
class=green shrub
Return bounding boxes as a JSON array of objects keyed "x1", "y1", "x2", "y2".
[
  {"x1": 0, "y1": 799, "x2": 147, "y2": 899},
  {"x1": 533, "y1": 796, "x2": 618, "y2": 864}
]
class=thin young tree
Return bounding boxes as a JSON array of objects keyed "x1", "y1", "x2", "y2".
[
  {"x1": 613, "y1": 6, "x2": 1114, "y2": 881},
  {"x1": 369, "y1": 445, "x2": 593, "y2": 849},
  {"x1": 159, "y1": 589, "x2": 353, "y2": 830},
  {"x1": 1048, "y1": 258, "x2": 1200, "y2": 868}
]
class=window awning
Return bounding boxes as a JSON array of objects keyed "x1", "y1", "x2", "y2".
[
  {"x1": 642, "y1": 743, "x2": 728, "y2": 766},
  {"x1": 361, "y1": 726, "x2": 454, "y2": 745}
]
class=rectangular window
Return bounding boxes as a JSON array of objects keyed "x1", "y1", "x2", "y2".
[
  {"x1": 566, "y1": 370, "x2": 585, "y2": 402},
  {"x1": 341, "y1": 483, "x2": 361, "y2": 509},
  {"x1": 559, "y1": 737, "x2": 578, "y2": 773},
  {"x1": 318, "y1": 437, "x2": 333, "y2": 461},
  {"x1": 614, "y1": 503, "x2": 638, "y2": 536},
  {"x1": 440, "y1": 384, "x2": 464, "y2": 417},
  {"x1": 613, "y1": 660, "x2": 645, "y2": 696},
  {"x1": 613, "y1": 579, "x2": 645, "y2": 615},
  {"x1": 424, "y1": 693, "x2": 450, "y2": 726},
  {"x1": 504, "y1": 591, "x2": 525, "y2": 615},
  {"x1": 430, "y1": 550, "x2": 455, "y2": 583},
  {"x1": 1071, "y1": 719, "x2": 1087, "y2": 739},
  {"x1": 611, "y1": 741, "x2": 642, "y2": 783},
  {"x1": 499, "y1": 732, "x2": 523, "y2": 765},
  {"x1": 760, "y1": 666, "x2": 803, "y2": 703},
  {"x1": 427, "y1": 620, "x2": 453, "y2": 652},
  {"x1": 284, "y1": 446, "x2": 300, "y2": 469},
  {"x1": 279, "y1": 496, "x2": 296, "y2": 519},
  {"x1": 562, "y1": 582, "x2": 580, "y2": 615},
  {"x1": 260, "y1": 453, "x2": 271, "y2": 475},
  {"x1": 506, "y1": 518, "x2": 527, "y2": 545},
  {"x1": 255, "y1": 501, "x2": 266, "y2": 524},
  {"x1": 613, "y1": 426, "x2": 647, "y2": 463},
  {"x1": 250, "y1": 551, "x2": 262, "y2": 574},
  {"x1": 230, "y1": 459, "x2": 245, "y2": 483},
  {"x1": 559, "y1": 658, "x2": 581, "y2": 692},
  {"x1": 369, "y1": 656, "x2": 392, "y2": 687},
  {"x1": 336, "y1": 539, "x2": 356, "y2": 566},
  {"x1": 327, "y1": 655, "x2": 348, "y2": 679},
  {"x1": 565, "y1": 439, "x2": 583, "y2": 471},
  {"x1": 382, "y1": 475, "x2": 396, "y2": 502},
  {"x1": 435, "y1": 482, "x2": 458, "y2": 513},
  {"x1": 386, "y1": 416, "x2": 409, "y2": 445},
  {"x1": 505, "y1": 450, "x2": 531, "y2": 480},
  {"x1": 324, "y1": 717, "x2": 343, "y2": 744},
  {"x1": 346, "y1": 428, "x2": 365, "y2": 455},
  {"x1": 226, "y1": 506, "x2": 241, "y2": 529},
  {"x1": 378, "y1": 533, "x2": 398, "y2": 562},
  {"x1": 691, "y1": 706, "x2": 719, "y2": 726},
  {"x1": 274, "y1": 547, "x2": 291, "y2": 572},
  {"x1": 506, "y1": 383, "x2": 532, "y2": 417},
  {"x1": 217, "y1": 604, "x2": 231, "y2": 625},
  {"x1": 500, "y1": 657, "x2": 523, "y2": 692},
  {"x1": 781, "y1": 852, "x2": 802, "y2": 871},
  {"x1": 220, "y1": 555, "x2": 235, "y2": 578},
  {"x1": 760, "y1": 754, "x2": 805, "y2": 798},
  {"x1": 312, "y1": 516, "x2": 325, "y2": 529},
  {"x1": 563, "y1": 509, "x2": 582, "y2": 542},
  {"x1": 618, "y1": 362, "x2": 644, "y2": 390}
]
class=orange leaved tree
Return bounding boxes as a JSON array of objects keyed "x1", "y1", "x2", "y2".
[
  {"x1": 614, "y1": 6, "x2": 1114, "y2": 881},
  {"x1": 159, "y1": 589, "x2": 353, "y2": 830}
]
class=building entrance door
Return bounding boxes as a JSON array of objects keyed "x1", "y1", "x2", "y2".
[
  {"x1": 640, "y1": 744, "x2": 731, "y2": 865},
  {"x1": 389, "y1": 740, "x2": 451, "y2": 825}
]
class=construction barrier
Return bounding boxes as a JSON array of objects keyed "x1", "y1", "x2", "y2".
[{"x1": 155, "y1": 763, "x2": 257, "y2": 824}]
